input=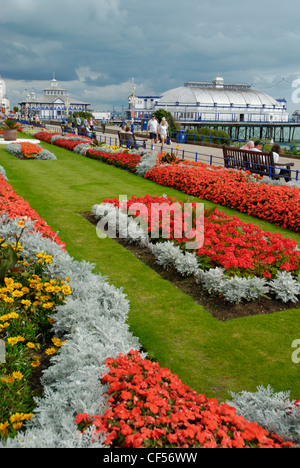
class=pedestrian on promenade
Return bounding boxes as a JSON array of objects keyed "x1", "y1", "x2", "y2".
[
  {"x1": 147, "y1": 115, "x2": 159, "y2": 148},
  {"x1": 89, "y1": 117, "x2": 95, "y2": 131},
  {"x1": 158, "y1": 117, "x2": 169, "y2": 151},
  {"x1": 101, "y1": 117, "x2": 107, "y2": 134}
]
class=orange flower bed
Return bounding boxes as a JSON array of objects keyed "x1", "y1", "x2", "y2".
[{"x1": 19, "y1": 142, "x2": 43, "y2": 159}]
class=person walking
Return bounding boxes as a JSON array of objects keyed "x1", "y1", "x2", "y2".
[
  {"x1": 158, "y1": 117, "x2": 169, "y2": 151},
  {"x1": 101, "y1": 117, "x2": 107, "y2": 134},
  {"x1": 147, "y1": 115, "x2": 159, "y2": 148},
  {"x1": 89, "y1": 117, "x2": 95, "y2": 131}
]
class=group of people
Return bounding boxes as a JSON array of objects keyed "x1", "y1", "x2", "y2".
[
  {"x1": 146, "y1": 115, "x2": 170, "y2": 150},
  {"x1": 241, "y1": 140, "x2": 291, "y2": 181},
  {"x1": 69, "y1": 116, "x2": 107, "y2": 134},
  {"x1": 70, "y1": 115, "x2": 95, "y2": 131}
]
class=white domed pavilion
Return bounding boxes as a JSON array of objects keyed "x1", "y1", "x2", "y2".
[{"x1": 130, "y1": 77, "x2": 288, "y2": 124}]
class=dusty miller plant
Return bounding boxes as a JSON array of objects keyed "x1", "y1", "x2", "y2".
[{"x1": 228, "y1": 385, "x2": 300, "y2": 443}]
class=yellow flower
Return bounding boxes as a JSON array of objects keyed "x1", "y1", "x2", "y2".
[
  {"x1": 51, "y1": 337, "x2": 64, "y2": 347},
  {"x1": 12, "y1": 422, "x2": 23, "y2": 430},
  {"x1": 21, "y1": 299, "x2": 31, "y2": 307},
  {"x1": 12, "y1": 290, "x2": 24, "y2": 298},
  {"x1": 31, "y1": 359, "x2": 40, "y2": 368},
  {"x1": 32, "y1": 274, "x2": 41, "y2": 281},
  {"x1": 35, "y1": 253, "x2": 44, "y2": 258},
  {"x1": 0, "y1": 422, "x2": 9, "y2": 435},
  {"x1": 45, "y1": 347, "x2": 57, "y2": 355},
  {"x1": 3, "y1": 296, "x2": 14, "y2": 303},
  {"x1": 12, "y1": 371, "x2": 24, "y2": 381},
  {"x1": 10, "y1": 412, "x2": 32, "y2": 423},
  {"x1": 10, "y1": 413, "x2": 23, "y2": 422},
  {"x1": 1, "y1": 375, "x2": 14, "y2": 384},
  {"x1": 61, "y1": 285, "x2": 72, "y2": 295},
  {"x1": 26, "y1": 342, "x2": 36, "y2": 349},
  {"x1": 42, "y1": 302, "x2": 54, "y2": 309},
  {"x1": 10, "y1": 312, "x2": 19, "y2": 319},
  {"x1": 7, "y1": 336, "x2": 25, "y2": 346},
  {"x1": 4, "y1": 278, "x2": 14, "y2": 288}
]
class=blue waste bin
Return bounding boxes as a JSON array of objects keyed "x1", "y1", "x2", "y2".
[
  {"x1": 142, "y1": 119, "x2": 148, "y2": 131},
  {"x1": 176, "y1": 130, "x2": 187, "y2": 143}
]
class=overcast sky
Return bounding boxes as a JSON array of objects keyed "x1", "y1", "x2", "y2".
[{"x1": 1, "y1": 0, "x2": 300, "y2": 114}]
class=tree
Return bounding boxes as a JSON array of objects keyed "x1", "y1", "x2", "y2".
[
  {"x1": 69, "y1": 111, "x2": 94, "y2": 123},
  {"x1": 153, "y1": 109, "x2": 178, "y2": 133}
]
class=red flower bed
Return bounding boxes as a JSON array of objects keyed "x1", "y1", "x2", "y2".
[
  {"x1": 144, "y1": 164, "x2": 300, "y2": 233},
  {"x1": 0, "y1": 175, "x2": 65, "y2": 248},
  {"x1": 33, "y1": 131, "x2": 59, "y2": 143},
  {"x1": 86, "y1": 149, "x2": 141, "y2": 173},
  {"x1": 52, "y1": 138, "x2": 85, "y2": 151},
  {"x1": 76, "y1": 350, "x2": 296, "y2": 448},
  {"x1": 103, "y1": 194, "x2": 300, "y2": 278}
]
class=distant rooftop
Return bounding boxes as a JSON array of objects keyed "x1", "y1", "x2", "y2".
[{"x1": 184, "y1": 76, "x2": 251, "y2": 91}]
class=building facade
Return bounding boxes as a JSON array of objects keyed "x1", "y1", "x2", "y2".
[
  {"x1": 18, "y1": 78, "x2": 90, "y2": 121},
  {"x1": 128, "y1": 77, "x2": 289, "y2": 123},
  {"x1": 0, "y1": 77, "x2": 10, "y2": 115}
]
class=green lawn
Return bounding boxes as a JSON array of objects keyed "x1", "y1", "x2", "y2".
[{"x1": 1, "y1": 135, "x2": 299, "y2": 402}]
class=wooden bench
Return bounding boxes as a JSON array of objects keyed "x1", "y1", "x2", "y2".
[
  {"x1": 77, "y1": 127, "x2": 97, "y2": 139},
  {"x1": 118, "y1": 131, "x2": 147, "y2": 149},
  {"x1": 222, "y1": 146, "x2": 294, "y2": 180}
]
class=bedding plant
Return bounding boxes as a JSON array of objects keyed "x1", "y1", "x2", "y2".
[
  {"x1": 76, "y1": 350, "x2": 298, "y2": 448},
  {"x1": 0, "y1": 217, "x2": 71, "y2": 440},
  {"x1": 5, "y1": 142, "x2": 56, "y2": 160},
  {"x1": 100, "y1": 194, "x2": 300, "y2": 280}
]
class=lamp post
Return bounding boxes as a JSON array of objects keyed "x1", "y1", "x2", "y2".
[{"x1": 129, "y1": 78, "x2": 138, "y2": 132}]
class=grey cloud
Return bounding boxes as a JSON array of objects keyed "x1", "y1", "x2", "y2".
[{"x1": 1, "y1": 0, "x2": 300, "y2": 112}]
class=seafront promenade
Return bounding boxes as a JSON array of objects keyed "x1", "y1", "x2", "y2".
[
  {"x1": 99, "y1": 125, "x2": 300, "y2": 175},
  {"x1": 46, "y1": 123, "x2": 300, "y2": 176}
]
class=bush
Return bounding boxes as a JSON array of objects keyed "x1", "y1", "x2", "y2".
[{"x1": 186, "y1": 127, "x2": 230, "y2": 145}]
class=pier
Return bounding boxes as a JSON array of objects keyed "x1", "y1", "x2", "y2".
[{"x1": 181, "y1": 121, "x2": 300, "y2": 143}]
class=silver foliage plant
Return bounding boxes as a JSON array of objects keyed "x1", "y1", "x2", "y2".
[
  {"x1": 73, "y1": 142, "x2": 92, "y2": 155},
  {"x1": 0, "y1": 165, "x2": 7, "y2": 180},
  {"x1": 228, "y1": 385, "x2": 300, "y2": 443},
  {"x1": 0, "y1": 214, "x2": 143, "y2": 448},
  {"x1": 92, "y1": 203, "x2": 300, "y2": 304},
  {"x1": 135, "y1": 151, "x2": 158, "y2": 177}
]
